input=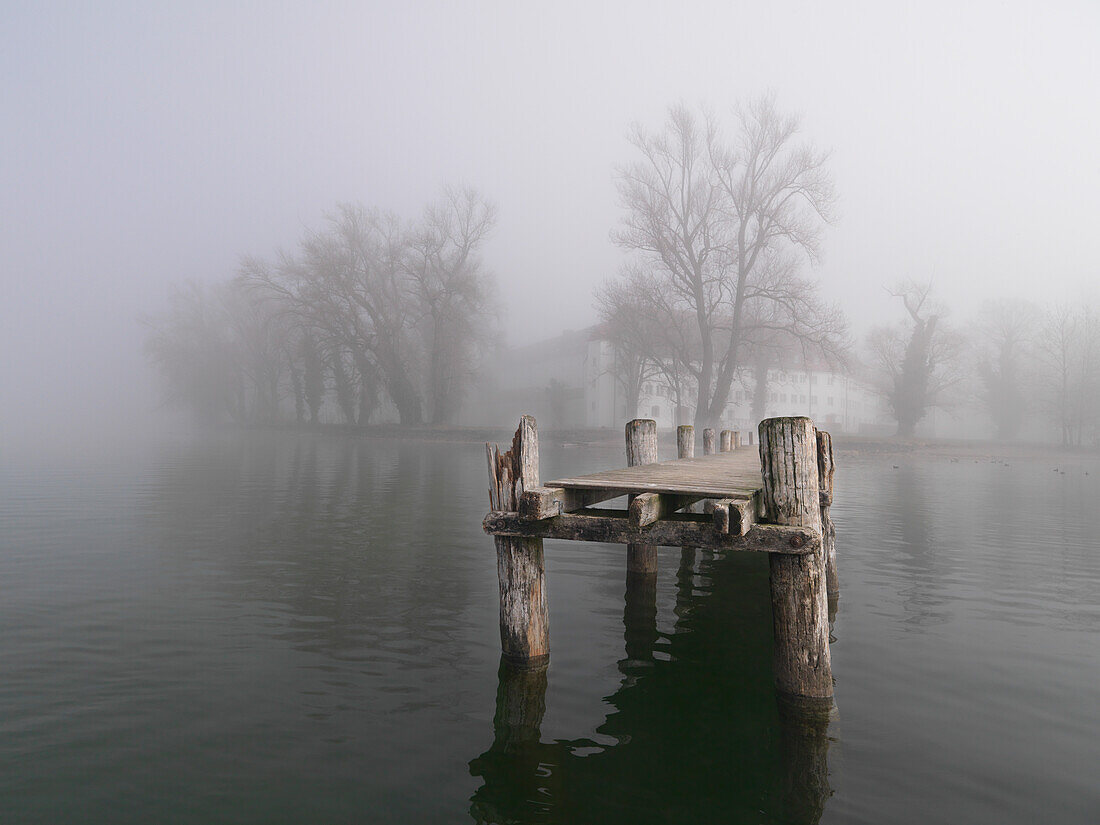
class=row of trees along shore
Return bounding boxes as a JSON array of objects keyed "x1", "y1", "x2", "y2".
[
  {"x1": 145, "y1": 95, "x2": 1098, "y2": 445},
  {"x1": 145, "y1": 187, "x2": 497, "y2": 426},
  {"x1": 866, "y1": 282, "x2": 1100, "y2": 445}
]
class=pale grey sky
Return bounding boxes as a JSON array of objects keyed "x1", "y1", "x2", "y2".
[{"x1": 2, "y1": 0, "x2": 1098, "y2": 439}]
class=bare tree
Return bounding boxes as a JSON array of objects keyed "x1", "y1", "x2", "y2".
[
  {"x1": 1033, "y1": 301, "x2": 1100, "y2": 447},
  {"x1": 406, "y1": 187, "x2": 497, "y2": 424},
  {"x1": 974, "y1": 299, "x2": 1038, "y2": 440},
  {"x1": 867, "y1": 280, "x2": 965, "y2": 437},
  {"x1": 611, "y1": 98, "x2": 841, "y2": 429}
]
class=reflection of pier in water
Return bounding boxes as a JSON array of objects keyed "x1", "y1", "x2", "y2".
[
  {"x1": 469, "y1": 544, "x2": 834, "y2": 824},
  {"x1": 474, "y1": 415, "x2": 840, "y2": 823}
]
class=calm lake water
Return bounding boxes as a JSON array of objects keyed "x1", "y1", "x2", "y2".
[{"x1": 2, "y1": 430, "x2": 1098, "y2": 823}]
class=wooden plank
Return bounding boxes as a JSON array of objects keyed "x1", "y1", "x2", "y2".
[
  {"x1": 519, "y1": 486, "x2": 624, "y2": 519},
  {"x1": 711, "y1": 497, "x2": 757, "y2": 536},
  {"x1": 483, "y1": 510, "x2": 818, "y2": 555},
  {"x1": 628, "y1": 492, "x2": 705, "y2": 528},
  {"x1": 547, "y1": 453, "x2": 763, "y2": 499}
]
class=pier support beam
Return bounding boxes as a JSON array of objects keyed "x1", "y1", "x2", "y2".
[
  {"x1": 816, "y1": 429, "x2": 839, "y2": 601},
  {"x1": 487, "y1": 416, "x2": 549, "y2": 667},
  {"x1": 759, "y1": 417, "x2": 834, "y2": 704},
  {"x1": 625, "y1": 420, "x2": 659, "y2": 575}
]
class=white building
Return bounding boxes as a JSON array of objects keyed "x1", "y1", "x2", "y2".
[{"x1": 468, "y1": 326, "x2": 890, "y2": 434}]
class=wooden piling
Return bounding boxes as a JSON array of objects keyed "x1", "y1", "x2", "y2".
[
  {"x1": 677, "y1": 425, "x2": 697, "y2": 568},
  {"x1": 625, "y1": 419, "x2": 659, "y2": 574},
  {"x1": 720, "y1": 429, "x2": 734, "y2": 452},
  {"x1": 676, "y1": 425, "x2": 694, "y2": 461},
  {"x1": 759, "y1": 416, "x2": 833, "y2": 703},
  {"x1": 703, "y1": 428, "x2": 716, "y2": 456},
  {"x1": 816, "y1": 429, "x2": 839, "y2": 599},
  {"x1": 487, "y1": 415, "x2": 550, "y2": 667}
]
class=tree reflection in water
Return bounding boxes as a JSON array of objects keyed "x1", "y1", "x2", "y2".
[{"x1": 470, "y1": 547, "x2": 835, "y2": 824}]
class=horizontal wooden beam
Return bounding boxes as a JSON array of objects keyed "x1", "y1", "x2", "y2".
[
  {"x1": 711, "y1": 497, "x2": 756, "y2": 536},
  {"x1": 484, "y1": 509, "x2": 818, "y2": 555},
  {"x1": 628, "y1": 492, "x2": 705, "y2": 528},
  {"x1": 519, "y1": 486, "x2": 624, "y2": 520}
]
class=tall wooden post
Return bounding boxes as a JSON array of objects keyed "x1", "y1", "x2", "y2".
[
  {"x1": 703, "y1": 428, "x2": 716, "y2": 456},
  {"x1": 759, "y1": 416, "x2": 833, "y2": 704},
  {"x1": 720, "y1": 429, "x2": 734, "y2": 452},
  {"x1": 731, "y1": 430, "x2": 740, "y2": 450},
  {"x1": 816, "y1": 430, "x2": 839, "y2": 600},
  {"x1": 625, "y1": 419, "x2": 658, "y2": 574},
  {"x1": 677, "y1": 425, "x2": 696, "y2": 571},
  {"x1": 676, "y1": 424, "x2": 694, "y2": 462},
  {"x1": 486, "y1": 416, "x2": 549, "y2": 667}
]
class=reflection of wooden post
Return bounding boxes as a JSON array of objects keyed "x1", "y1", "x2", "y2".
[
  {"x1": 492, "y1": 657, "x2": 548, "y2": 751},
  {"x1": 720, "y1": 430, "x2": 733, "y2": 452},
  {"x1": 759, "y1": 417, "x2": 833, "y2": 703},
  {"x1": 777, "y1": 693, "x2": 834, "y2": 824},
  {"x1": 816, "y1": 430, "x2": 839, "y2": 601},
  {"x1": 677, "y1": 425, "x2": 696, "y2": 571},
  {"x1": 487, "y1": 416, "x2": 549, "y2": 666},
  {"x1": 703, "y1": 428, "x2": 716, "y2": 456},
  {"x1": 625, "y1": 420, "x2": 658, "y2": 575}
]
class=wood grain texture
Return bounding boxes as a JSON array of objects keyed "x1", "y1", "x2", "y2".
[
  {"x1": 759, "y1": 417, "x2": 833, "y2": 703},
  {"x1": 816, "y1": 429, "x2": 839, "y2": 597},
  {"x1": 483, "y1": 510, "x2": 819, "y2": 554},
  {"x1": 625, "y1": 419, "x2": 659, "y2": 574},
  {"x1": 677, "y1": 425, "x2": 695, "y2": 459},
  {"x1": 547, "y1": 451, "x2": 762, "y2": 499},
  {"x1": 487, "y1": 416, "x2": 549, "y2": 665},
  {"x1": 703, "y1": 428, "x2": 716, "y2": 456}
]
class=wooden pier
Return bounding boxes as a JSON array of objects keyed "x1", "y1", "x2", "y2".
[{"x1": 484, "y1": 415, "x2": 838, "y2": 705}]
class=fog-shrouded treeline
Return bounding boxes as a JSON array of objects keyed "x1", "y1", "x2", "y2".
[
  {"x1": 144, "y1": 95, "x2": 1099, "y2": 446},
  {"x1": 864, "y1": 282, "x2": 1100, "y2": 446},
  {"x1": 144, "y1": 187, "x2": 498, "y2": 426}
]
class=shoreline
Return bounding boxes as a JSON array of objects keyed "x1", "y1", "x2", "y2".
[{"x1": 238, "y1": 422, "x2": 1100, "y2": 462}]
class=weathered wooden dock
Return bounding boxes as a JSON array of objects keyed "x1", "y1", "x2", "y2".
[{"x1": 484, "y1": 415, "x2": 839, "y2": 706}]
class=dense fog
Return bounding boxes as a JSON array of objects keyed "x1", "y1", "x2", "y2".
[{"x1": 3, "y1": 1, "x2": 1098, "y2": 450}]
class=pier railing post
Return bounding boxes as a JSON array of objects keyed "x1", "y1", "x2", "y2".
[
  {"x1": 816, "y1": 429, "x2": 839, "y2": 602},
  {"x1": 486, "y1": 415, "x2": 549, "y2": 667},
  {"x1": 759, "y1": 416, "x2": 834, "y2": 704},
  {"x1": 625, "y1": 419, "x2": 659, "y2": 574}
]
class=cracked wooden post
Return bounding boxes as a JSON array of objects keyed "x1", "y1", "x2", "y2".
[
  {"x1": 625, "y1": 419, "x2": 658, "y2": 574},
  {"x1": 720, "y1": 429, "x2": 734, "y2": 452},
  {"x1": 817, "y1": 429, "x2": 839, "y2": 602},
  {"x1": 486, "y1": 415, "x2": 549, "y2": 667},
  {"x1": 702, "y1": 427, "x2": 716, "y2": 456},
  {"x1": 759, "y1": 416, "x2": 833, "y2": 705}
]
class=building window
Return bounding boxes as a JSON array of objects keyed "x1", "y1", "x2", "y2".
[{"x1": 651, "y1": 405, "x2": 660, "y2": 418}]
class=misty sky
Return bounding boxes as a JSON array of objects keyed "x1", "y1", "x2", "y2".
[{"x1": 2, "y1": 0, "x2": 1098, "y2": 441}]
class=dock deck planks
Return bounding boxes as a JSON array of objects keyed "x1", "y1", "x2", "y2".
[{"x1": 547, "y1": 450, "x2": 762, "y2": 500}]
